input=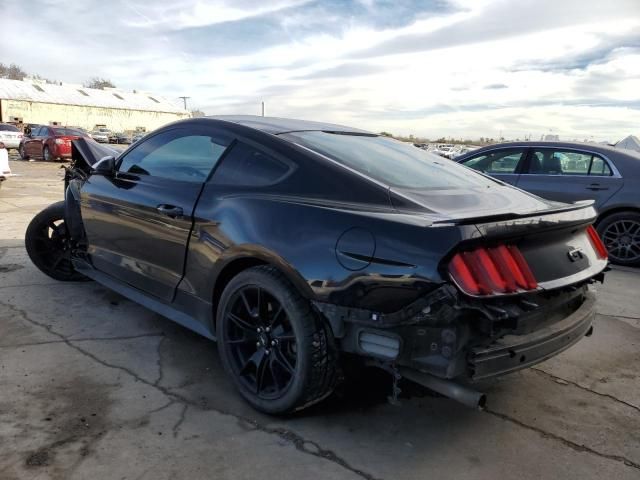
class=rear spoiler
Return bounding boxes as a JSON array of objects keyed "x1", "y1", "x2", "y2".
[
  {"x1": 469, "y1": 202, "x2": 597, "y2": 239},
  {"x1": 71, "y1": 137, "x2": 120, "y2": 167},
  {"x1": 432, "y1": 200, "x2": 596, "y2": 227}
]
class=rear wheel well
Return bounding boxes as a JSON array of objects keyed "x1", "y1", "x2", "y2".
[
  {"x1": 596, "y1": 207, "x2": 640, "y2": 226},
  {"x1": 212, "y1": 257, "x2": 268, "y2": 314}
]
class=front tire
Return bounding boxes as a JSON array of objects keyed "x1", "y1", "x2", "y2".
[
  {"x1": 216, "y1": 266, "x2": 338, "y2": 414},
  {"x1": 43, "y1": 146, "x2": 52, "y2": 162},
  {"x1": 597, "y1": 211, "x2": 640, "y2": 267},
  {"x1": 25, "y1": 201, "x2": 88, "y2": 281}
]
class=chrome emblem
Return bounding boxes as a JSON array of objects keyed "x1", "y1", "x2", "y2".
[{"x1": 567, "y1": 247, "x2": 584, "y2": 262}]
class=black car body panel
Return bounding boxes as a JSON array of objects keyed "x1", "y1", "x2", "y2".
[{"x1": 43, "y1": 117, "x2": 608, "y2": 409}]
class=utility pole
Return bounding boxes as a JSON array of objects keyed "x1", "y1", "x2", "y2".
[
  {"x1": 261, "y1": 101, "x2": 265, "y2": 117},
  {"x1": 179, "y1": 96, "x2": 190, "y2": 110}
]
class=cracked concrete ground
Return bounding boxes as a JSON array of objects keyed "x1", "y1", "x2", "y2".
[{"x1": 1, "y1": 157, "x2": 639, "y2": 480}]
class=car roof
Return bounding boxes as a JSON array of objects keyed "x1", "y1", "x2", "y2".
[
  {"x1": 466, "y1": 140, "x2": 630, "y2": 155},
  {"x1": 205, "y1": 115, "x2": 373, "y2": 135}
]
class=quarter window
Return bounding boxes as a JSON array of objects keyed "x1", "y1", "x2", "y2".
[
  {"x1": 212, "y1": 142, "x2": 291, "y2": 186},
  {"x1": 462, "y1": 149, "x2": 526, "y2": 174},
  {"x1": 118, "y1": 128, "x2": 230, "y2": 182},
  {"x1": 589, "y1": 156, "x2": 612, "y2": 176},
  {"x1": 526, "y1": 149, "x2": 612, "y2": 176}
]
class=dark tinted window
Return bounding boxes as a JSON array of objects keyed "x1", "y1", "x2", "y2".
[
  {"x1": 525, "y1": 149, "x2": 612, "y2": 176},
  {"x1": 282, "y1": 131, "x2": 497, "y2": 189},
  {"x1": 118, "y1": 128, "x2": 230, "y2": 182},
  {"x1": 590, "y1": 156, "x2": 612, "y2": 176},
  {"x1": 0, "y1": 124, "x2": 19, "y2": 132},
  {"x1": 462, "y1": 149, "x2": 526, "y2": 174},
  {"x1": 52, "y1": 128, "x2": 84, "y2": 136},
  {"x1": 212, "y1": 142, "x2": 290, "y2": 186}
]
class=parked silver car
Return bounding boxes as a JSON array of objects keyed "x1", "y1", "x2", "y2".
[
  {"x1": 457, "y1": 141, "x2": 640, "y2": 266},
  {"x1": 0, "y1": 123, "x2": 24, "y2": 150}
]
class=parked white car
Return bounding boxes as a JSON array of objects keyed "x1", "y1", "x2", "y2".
[
  {"x1": 90, "y1": 129, "x2": 111, "y2": 143},
  {"x1": 0, "y1": 123, "x2": 24, "y2": 150},
  {"x1": 0, "y1": 143, "x2": 11, "y2": 189}
]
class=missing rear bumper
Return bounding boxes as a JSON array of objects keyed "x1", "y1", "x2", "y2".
[{"x1": 468, "y1": 292, "x2": 595, "y2": 380}]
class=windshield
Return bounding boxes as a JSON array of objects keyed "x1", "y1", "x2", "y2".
[
  {"x1": 0, "y1": 124, "x2": 19, "y2": 132},
  {"x1": 281, "y1": 131, "x2": 499, "y2": 190}
]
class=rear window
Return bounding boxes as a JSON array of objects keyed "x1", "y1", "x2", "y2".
[
  {"x1": 52, "y1": 128, "x2": 83, "y2": 136},
  {"x1": 0, "y1": 124, "x2": 19, "y2": 132},
  {"x1": 282, "y1": 131, "x2": 498, "y2": 189}
]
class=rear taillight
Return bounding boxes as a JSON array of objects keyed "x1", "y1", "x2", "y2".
[
  {"x1": 448, "y1": 245, "x2": 538, "y2": 296},
  {"x1": 586, "y1": 225, "x2": 608, "y2": 260}
]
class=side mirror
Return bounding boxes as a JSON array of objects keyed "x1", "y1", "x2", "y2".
[{"x1": 92, "y1": 156, "x2": 116, "y2": 176}]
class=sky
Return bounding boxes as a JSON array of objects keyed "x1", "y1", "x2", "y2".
[{"x1": 2, "y1": 0, "x2": 640, "y2": 141}]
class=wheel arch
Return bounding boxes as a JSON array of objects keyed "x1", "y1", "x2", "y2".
[
  {"x1": 595, "y1": 205, "x2": 640, "y2": 226},
  {"x1": 210, "y1": 252, "x2": 315, "y2": 320}
]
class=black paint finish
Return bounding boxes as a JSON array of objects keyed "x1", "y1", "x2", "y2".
[{"x1": 69, "y1": 117, "x2": 606, "y2": 380}]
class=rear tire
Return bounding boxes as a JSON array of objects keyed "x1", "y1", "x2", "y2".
[
  {"x1": 596, "y1": 211, "x2": 640, "y2": 267},
  {"x1": 19, "y1": 144, "x2": 29, "y2": 160},
  {"x1": 25, "y1": 201, "x2": 88, "y2": 281},
  {"x1": 216, "y1": 266, "x2": 338, "y2": 414}
]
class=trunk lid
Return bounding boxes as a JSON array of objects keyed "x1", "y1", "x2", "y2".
[
  {"x1": 441, "y1": 201, "x2": 607, "y2": 295},
  {"x1": 391, "y1": 183, "x2": 569, "y2": 222}
]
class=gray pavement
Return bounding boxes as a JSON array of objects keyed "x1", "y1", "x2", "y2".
[{"x1": 1, "y1": 158, "x2": 639, "y2": 480}]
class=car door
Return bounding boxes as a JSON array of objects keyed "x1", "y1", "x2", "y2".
[
  {"x1": 79, "y1": 126, "x2": 232, "y2": 301},
  {"x1": 39, "y1": 127, "x2": 53, "y2": 158},
  {"x1": 25, "y1": 126, "x2": 43, "y2": 156},
  {"x1": 516, "y1": 147, "x2": 623, "y2": 209},
  {"x1": 458, "y1": 148, "x2": 527, "y2": 186}
]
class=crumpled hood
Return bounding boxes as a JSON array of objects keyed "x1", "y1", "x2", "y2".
[{"x1": 71, "y1": 137, "x2": 120, "y2": 166}]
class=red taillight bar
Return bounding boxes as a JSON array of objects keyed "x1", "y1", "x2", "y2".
[
  {"x1": 448, "y1": 244, "x2": 538, "y2": 296},
  {"x1": 586, "y1": 225, "x2": 608, "y2": 260}
]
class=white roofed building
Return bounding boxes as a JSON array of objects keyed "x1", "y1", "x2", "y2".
[
  {"x1": 615, "y1": 135, "x2": 640, "y2": 153},
  {"x1": 0, "y1": 78, "x2": 190, "y2": 132}
]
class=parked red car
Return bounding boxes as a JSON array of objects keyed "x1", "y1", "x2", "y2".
[{"x1": 19, "y1": 126, "x2": 88, "y2": 161}]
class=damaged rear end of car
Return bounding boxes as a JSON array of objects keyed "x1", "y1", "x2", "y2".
[{"x1": 313, "y1": 201, "x2": 607, "y2": 409}]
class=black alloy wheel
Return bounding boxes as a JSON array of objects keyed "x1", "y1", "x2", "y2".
[
  {"x1": 25, "y1": 201, "x2": 88, "y2": 281},
  {"x1": 224, "y1": 285, "x2": 298, "y2": 399},
  {"x1": 597, "y1": 212, "x2": 640, "y2": 267},
  {"x1": 217, "y1": 266, "x2": 338, "y2": 414}
]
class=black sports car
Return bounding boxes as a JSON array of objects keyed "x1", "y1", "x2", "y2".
[{"x1": 25, "y1": 116, "x2": 608, "y2": 414}]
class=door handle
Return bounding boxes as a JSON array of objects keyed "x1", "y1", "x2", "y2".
[
  {"x1": 156, "y1": 204, "x2": 183, "y2": 218},
  {"x1": 586, "y1": 183, "x2": 609, "y2": 191}
]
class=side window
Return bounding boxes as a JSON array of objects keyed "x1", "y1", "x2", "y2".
[
  {"x1": 211, "y1": 142, "x2": 291, "y2": 186},
  {"x1": 589, "y1": 156, "x2": 612, "y2": 176},
  {"x1": 118, "y1": 128, "x2": 230, "y2": 182},
  {"x1": 35, "y1": 127, "x2": 46, "y2": 137},
  {"x1": 526, "y1": 149, "x2": 612, "y2": 176},
  {"x1": 462, "y1": 149, "x2": 525, "y2": 174}
]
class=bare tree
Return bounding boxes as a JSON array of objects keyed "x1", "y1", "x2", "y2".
[
  {"x1": 0, "y1": 63, "x2": 28, "y2": 80},
  {"x1": 84, "y1": 77, "x2": 116, "y2": 89}
]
